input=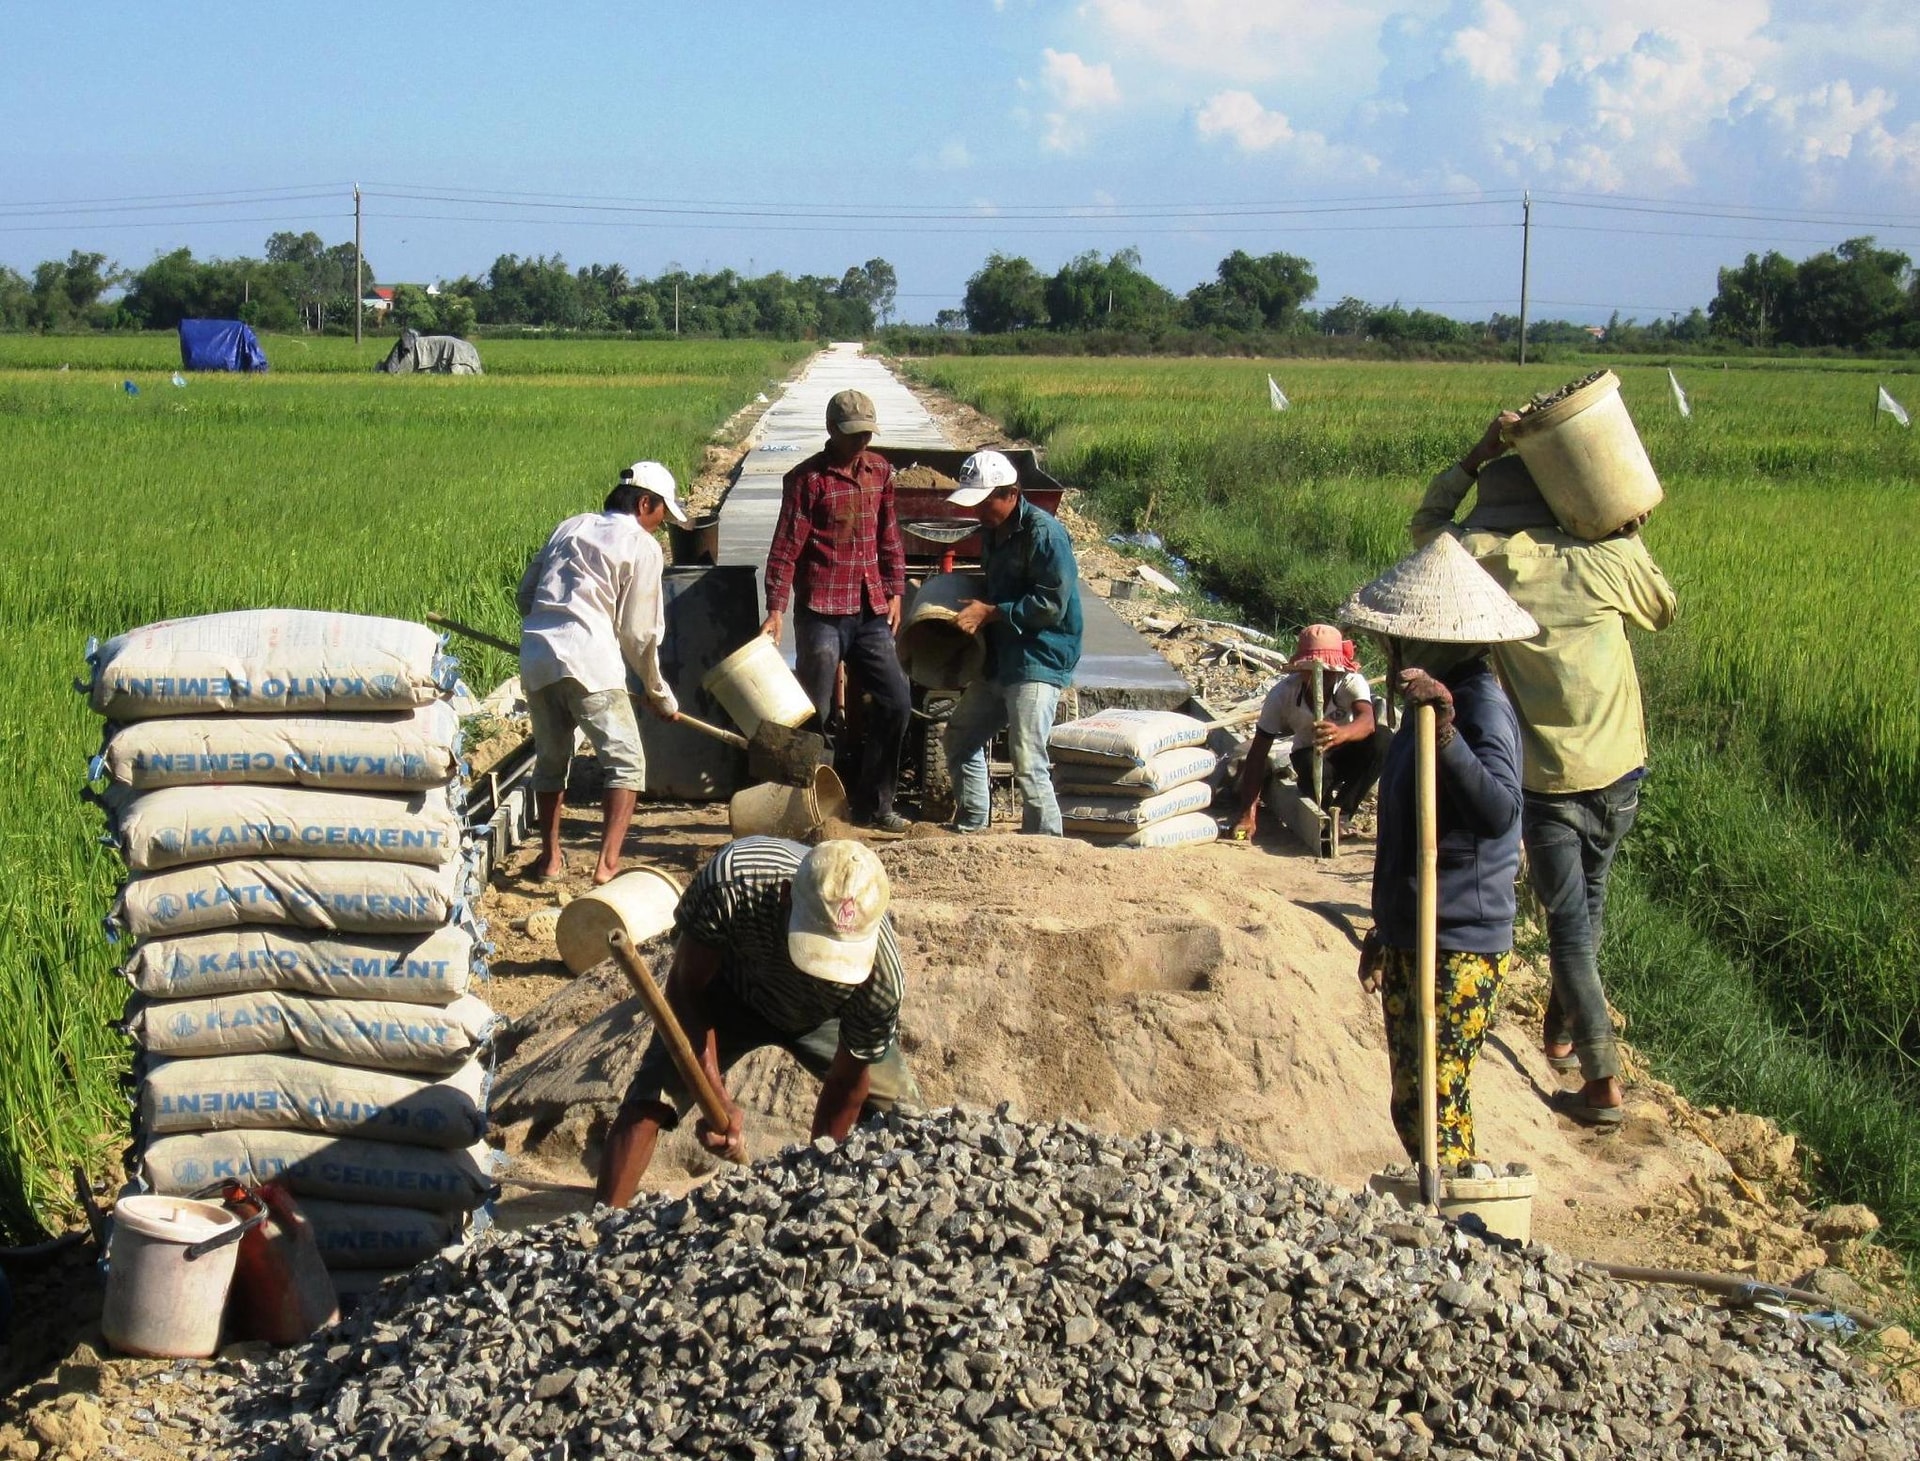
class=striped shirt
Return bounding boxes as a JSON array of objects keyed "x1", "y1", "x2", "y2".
[{"x1": 674, "y1": 837, "x2": 902, "y2": 1063}]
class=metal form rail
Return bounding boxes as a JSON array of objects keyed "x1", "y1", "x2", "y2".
[{"x1": 463, "y1": 735, "x2": 539, "y2": 882}]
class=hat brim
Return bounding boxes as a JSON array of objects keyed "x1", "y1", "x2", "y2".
[
  {"x1": 787, "y1": 925, "x2": 879, "y2": 985},
  {"x1": 658, "y1": 494, "x2": 691, "y2": 525},
  {"x1": 945, "y1": 483, "x2": 995, "y2": 508},
  {"x1": 828, "y1": 417, "x2": 878, "y2": 436}
]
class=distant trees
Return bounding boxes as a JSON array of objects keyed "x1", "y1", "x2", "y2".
[
  {"x1": 1185, "y1": 249, "x2": 1317, "y2": 331},
  {"x1": 963, "y1": 253, "x2": 1050, "y2": 332},
  {"x1": 1709, "y1": 238, "x2": 1916, "y2": 350}
]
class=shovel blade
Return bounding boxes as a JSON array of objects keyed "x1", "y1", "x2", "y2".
[{"x1": 747, "y1": 722, "x2": 829, "y2": 786}]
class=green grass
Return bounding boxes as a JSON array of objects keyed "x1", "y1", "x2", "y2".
[
  {"x1": 0, "y1": 336, "x2": 808, "y2": 1238},
  {"x1": 909, "y1": 352, "x2": 1920, "y2": 1252}
]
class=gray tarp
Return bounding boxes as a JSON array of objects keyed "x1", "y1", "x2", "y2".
[{"x1": 377, "y1": 331, "x2": 483, "y2": 375}]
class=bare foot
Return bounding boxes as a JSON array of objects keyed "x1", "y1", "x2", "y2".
[
  {"x1": 1583, "y1": 1076, "x2": 1623, "y2": 1110},
  {"x1": 591, "y1": 864, "x2": 622, "y2": 886},
  {"x1": 529, "y1": 857, "x2": 566, "y2": 881}
]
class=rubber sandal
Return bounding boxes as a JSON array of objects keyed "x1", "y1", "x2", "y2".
[
  {"x1": 1543, "y1": 1045, "x2": 1581, "y2": 1074},
  {"x1": 1552, "y1": 1090, "x2": 1626, "y2": 1129}
]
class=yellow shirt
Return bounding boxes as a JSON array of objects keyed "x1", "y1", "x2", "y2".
[{"x1": 1412, "y1": 465, "x2": 1677, "y2": 794}]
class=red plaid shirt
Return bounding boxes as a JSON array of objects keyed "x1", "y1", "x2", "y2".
[{"x1": 762, "y1": 448, "x2": 906, "y2": 616}]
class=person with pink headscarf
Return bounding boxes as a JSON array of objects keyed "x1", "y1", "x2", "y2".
[{"x1": 1230, "y1": 624, "x2": 1386, "y2": 839}]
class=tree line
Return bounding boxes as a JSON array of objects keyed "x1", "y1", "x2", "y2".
[{"x1": 2, "y1": 230, "x2": 1915, "y2": 352}]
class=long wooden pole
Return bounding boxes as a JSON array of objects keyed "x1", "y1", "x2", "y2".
[
  {"x1": 1309, "y1": 665, "x2": 1326, "y2": 812},
  {"x1": 1416, "y1": 703, "x2": 1441, "y2": 1209},
  {"x1": 607, "y1": 930, "x2": 745, "y2": 1164}
]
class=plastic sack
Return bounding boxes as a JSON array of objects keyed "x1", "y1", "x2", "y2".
[
  {"x1": 114, "y1": 857, "x2": 470, "y2": 940},
  {"x1": 1060, "y1": 781, "x2": 1212, "y2": 833},
  {"x1": 1052, "y1": 745, "x2": 1217, "y2": 797},
  {"x1": 1048, "y1": 709, "x2": 1209, "y2": 769},
  {"x1": 1076, "y1": 809, "x2": 1221, "y2": 849},
  {"x1": 138, "y1": 1130, "x2": 495, "y2": 1213},
  {"x1": 122, "y1": 925, "x2": 478, "y2": 1004},
  {"x1": 297, "y1": 1199, "x2": 460, "y2": 1271},
  {"x1": 140, "y1": 1053, "x2": 489, "y2": 1149},
  {"x1": 126, "y1": 991, "x2": 499, "y2": 1074},
  {"x1": 109, "y1": 785, "x2": 464, "y2": 872},
  {"x1": 86, "y1": 610, "x2": 452, "y2": 720},
  {"x1": 97, "y1": 704, "x2": 463, "y2": 792}
]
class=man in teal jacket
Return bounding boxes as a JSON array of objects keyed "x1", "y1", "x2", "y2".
[{"x1": 942, "y1": 450, "x2": 1084, "y2": 835}]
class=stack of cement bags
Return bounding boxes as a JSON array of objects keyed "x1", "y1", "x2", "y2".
[
  {"x1": 83, "y1": 610, "x2": 498, "y2": 1288},
  {"x1": 1049, "y1": 709, "x2": 1219, "y2": 848}
]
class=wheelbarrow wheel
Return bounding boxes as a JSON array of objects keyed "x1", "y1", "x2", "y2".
[{"x1": 917, "y1": 700, "x2": 956, "y2": 824}]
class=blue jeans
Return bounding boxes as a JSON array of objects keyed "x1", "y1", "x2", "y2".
[
  {"x1": 793, "y1": 607, "x2": 912, "y2": 823},
  {"x1": 942, "y1": 679, "x2": 1063, "y2": 835},
  {"x1": 1524, "y1": 771, "x2": 1642, "y2": 1083}
]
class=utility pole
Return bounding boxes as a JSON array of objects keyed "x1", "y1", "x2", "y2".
[
  {"x1": 674, "y1": 283, "x2": 680, "y2": 335},
  {"x1": 353, "y1": 184, "x2": 363, "y2": 347},
  {"x1": 1517, "y1": 190, "x2": 1532, "y2": 367}
]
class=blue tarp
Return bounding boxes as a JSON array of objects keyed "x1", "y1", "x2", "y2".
[{"x1": 178, "y1": 319, "x2": 269, "y2": 372}]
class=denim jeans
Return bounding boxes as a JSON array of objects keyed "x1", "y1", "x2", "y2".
[
  {"x1": 942, "y1": 679, "x2": 1063, "y2": 835},
  {"x1": 1524, "y1": 771, "x2": 1642, "y2": 1083},
  {"x1": 793, "y1": 606, "x2": 913, "y2": 823}
]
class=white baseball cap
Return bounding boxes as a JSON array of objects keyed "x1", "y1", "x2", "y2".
[
  {"x1": 622, "y1": 460, "x2": 690, "y2": 524},
  {"x1": 787, "y1": 840, "x2": 890, "y2": 985},
  {"x1": 946, "y1": 449, "x2": 1020, "y2": 508}
]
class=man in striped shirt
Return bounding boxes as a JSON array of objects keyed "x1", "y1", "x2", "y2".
[{"x1": 596, "y1": 837, "x2": 918, "y2": 1206}]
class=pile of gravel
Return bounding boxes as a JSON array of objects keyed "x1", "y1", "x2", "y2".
[{"x1": 208, "y1": 1109, "x2": 1915, "y2": 1460}]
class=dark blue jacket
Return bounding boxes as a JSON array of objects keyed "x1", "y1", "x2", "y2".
[
  {"x1": 982, "y1": 497, "x2": 1083, "y2": 688},
  {"x1": 1371, "y1": 659, "x2": 1523, "y2": 955}
]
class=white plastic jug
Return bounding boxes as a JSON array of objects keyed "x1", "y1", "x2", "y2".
[
  {"x1": 702, "y1": 636, "x2": 815, "y2": 737},
  {"x1": 554, "y1": 866, "x2": 685, "y2": 975},
  {"x1": 102, "y1": 1194, "x2": 248, "y2": 1358}
]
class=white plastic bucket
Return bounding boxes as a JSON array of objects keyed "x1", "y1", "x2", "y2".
[
  {"x1": 102, "y1": 1194, "x2": 245, "y2": 1358},
  {"x1": 1505, "y1": 371, "x2": 1664, "y2": 540},
  {"x1": 555, "y1": 866, "x2": 685, "y2": 975},
  {"x1": 897, "y1": 574, "x2": 988, "y2": 690},
  {"x1": 1369, "y1": 1172, "x2": 1537, "y2": 1243},
  {"x1": 702, "y1": 637, "x2": 815, "y2": 737},
  {"x1": 728, "y1": 765, "x2": 848, "y2": 841}
]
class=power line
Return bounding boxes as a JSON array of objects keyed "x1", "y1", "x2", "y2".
[
  {"x1": 0, "y1": 213, "x2": 347, "y2": 235},
  {"x1": 0, "y1": 183, "x2": 350, "y2": 214}
]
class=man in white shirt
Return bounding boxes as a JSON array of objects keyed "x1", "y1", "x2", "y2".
[
  {"x1": 1230, "y1": 624, "x2": 1385, "y2": 838},
  {"x1": 518, "y1": 461, "x2": 686, "y2": 885}
]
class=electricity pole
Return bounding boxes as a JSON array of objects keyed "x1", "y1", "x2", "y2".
[
  {"x1": 1517, "y1": 190, "x2": 1531, "y2": 367},
  {"x1": 353, "y1": 185, "x2": 363, "y2": 347},
  {"x1": 674, "y1": 283, "x2": 680, "y2": 335}
]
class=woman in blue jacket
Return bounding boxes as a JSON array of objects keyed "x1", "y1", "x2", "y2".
[{"x1": 1340, "y1": 534, "x2": 1539, "y2": 1166}]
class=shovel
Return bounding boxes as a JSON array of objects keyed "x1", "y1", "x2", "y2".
[
  {"x1": 427, "y1": 611, "x2": 827, "y2": 785},
  {"x1": 1415, "y1": 702, "x2": 1442, "y2": 1211},
  {"x1": 607, "y1": 929, "x2": 748, "y2": 1165}
]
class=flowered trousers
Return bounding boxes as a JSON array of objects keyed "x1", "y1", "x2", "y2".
[{"x1": 1379, "y1": 944, "x2": 1510, "y2": 1165}]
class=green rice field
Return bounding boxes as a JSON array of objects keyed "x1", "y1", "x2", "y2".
[
  {"x1": 909, "y1": 353, "x2": 1920, "y2": 1256},
  {"x1": 0, "y1": 335, "x2": 806, "y2": 1237}
]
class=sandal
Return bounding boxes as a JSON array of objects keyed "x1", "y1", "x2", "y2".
[
  {"x1": 1543, "y1": 1043, "x2": 1581, "y2": 1075},
  {"x1": 1552, "y1": 1089, "x2": 1626, "y2": 1129}
]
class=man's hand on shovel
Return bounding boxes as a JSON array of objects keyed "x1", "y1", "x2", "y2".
[
  {"x1": 1397, "y1": 669, "x2": 1456, "y2": 747},
  {"x1": 696, "y1": 1104, "x2": 747, "y2": 1165}
]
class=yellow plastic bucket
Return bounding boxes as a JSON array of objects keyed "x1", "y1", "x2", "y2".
[
  {"x1": 897, "y1": 573, "x2": 988, "y2": 690},
  {"x1": 554, "y1": 866, "x2": 685, "y2": 975},
  {"x1": 1368, "y1": 1171, "x2": 1537, "y2": 1243},
  {"x1": 1504, "y1": 370, "x2": 1663, "y2": 540},
  {"x1": 102, "y1": 1194, "x2": 246, "y2": 1358},
  {"x1": 702, "y1": 636, "x2": 815, "y2": 737},
  {"x1": 728, "y1": 765, "x2": 848, "y2": 840}
]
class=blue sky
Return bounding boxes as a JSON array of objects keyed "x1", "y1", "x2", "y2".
[{"x1": 3, "y1": 0, "x2": 1916, "y2": 325}]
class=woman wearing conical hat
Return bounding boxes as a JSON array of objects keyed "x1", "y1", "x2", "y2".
[{"x1": 1340, "y1": 535, "x2": 1539, "y2": 1167}]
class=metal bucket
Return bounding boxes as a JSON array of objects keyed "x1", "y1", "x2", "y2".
[
  {"x1": 1505, "y1": 371, "x2": 1663, "y2": 540},
  {"x1": 554, "y1": 866, "x2": 684, "y2": 975},
  {"x1": 728, "y1": 765, "x2": 848, "y2": 840},
  {"x1": 897, "y1": 573, "x2": 988, "y2": 690},
  {"x1": 102, "y1": 1195, "x2": 246, "y2": 1358},
  {"x1": 702, "y1": 635, "x2": 815, "y2": 737},
  {"x1": 1369, "y1": 1171, "x2": 1537, "y2": 1243}
]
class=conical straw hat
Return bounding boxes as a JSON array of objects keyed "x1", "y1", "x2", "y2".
[{"x1": 1338, "y1": 532, "x2": 1540, "y2": 644}]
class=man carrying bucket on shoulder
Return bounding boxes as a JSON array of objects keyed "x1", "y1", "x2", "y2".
[
  {"x1": 595, "y1": 837, "x2": 919, "y2": 1207},
  {"x1": 1411, "y1": 413, "x2": 1677, "y2": 1129},
  {"x1": 519, "y1": 462, "x2": 688, "y2": 886}
]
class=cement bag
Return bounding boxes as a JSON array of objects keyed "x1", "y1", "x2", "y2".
[
  {"x1": 86, "y1": 610, "x2": 453, "y2": 720},
  {"x1": 97, "y1": 704, "x2": 463, "y2": 792},
  {"x1": 1053, "y1": 745, "x2": 1217, "y2": 797},
  {"x1": 1060, "y1": 781, "x2": 1212, "y2": 834},
  {"x1": 298, "y1": 1199, "x2": 460, "y2": 1270},
  {"x1": 1079, "y1": 810, "x2": 1220, "y2": 850},
  {"x1": 122, "y1": 925, "x2": 478, "y2": 1004},
  {"x1": 139, "y1": 1131, "x2": 494, "y2": 1213},
  {"x1": 1049, "y1": 709, "x2": 1209, "y2": 769},
  {"x1": 140, "y1": 1053, "x2": 489, "y2": 1148},
  {"x1": 114, "y1": 857, "x2": 470, "y2": 940},
  {"x1": 110, "y1": 785, "x2": 463, "y2": 872},
  {"x1": 127, "y1": 992, "x2": 499, "y2": 1074}
]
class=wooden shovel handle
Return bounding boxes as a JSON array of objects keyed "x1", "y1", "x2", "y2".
[
  {"x1": 1415, "y1": 703, "x2": 1441, "y2": 1210},
  {"x1": 673, "y1": 712, "x2": 750, "y2": 751},
  {"x1": 426, "y1": 611, "x2": 519, "y2": 657},
  {"x1": 606, "y1": 930, "x2": 745, "y2": 1163}
]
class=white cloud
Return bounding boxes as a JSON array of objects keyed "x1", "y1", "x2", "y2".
[
  {"x1": 1081, "y1": 0, "x2": 1384, "y2": 84},
  {"x1": 938, "y1": 140, "x2": 972, "y2": 170},
  {"x1": 1444, "y1": 0, "x2": 1527, "y2": 87},
  {"x1": 1194, "y1": 90, "x2": 1381, "y2": 176},
  {"x1": 1042, "y1": 49, "x2": 1120, "y2": 111}
]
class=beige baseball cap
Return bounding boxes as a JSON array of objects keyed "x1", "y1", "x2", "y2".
[
  {"x1": 787, "y1": 839, "x2": 889, "y2": 985},
  {"x1": 825, "y1": 389, "x2": 878, "y2": 435}
]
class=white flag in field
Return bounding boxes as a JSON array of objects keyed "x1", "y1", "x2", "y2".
[
  {"x1": 1268, "y1": 374, "x2": 1289, "y2": 411},
  {"x1": 1667, "y1": 368, "x2": 1691, "y2": 418},
  {"x1": 1878, "y1": 384, "x2": 1910, "y2": 428}
]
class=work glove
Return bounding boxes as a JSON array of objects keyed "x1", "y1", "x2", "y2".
[{"x1": 1396, "y1": 669, "x2": 1456, "y2": 748}]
